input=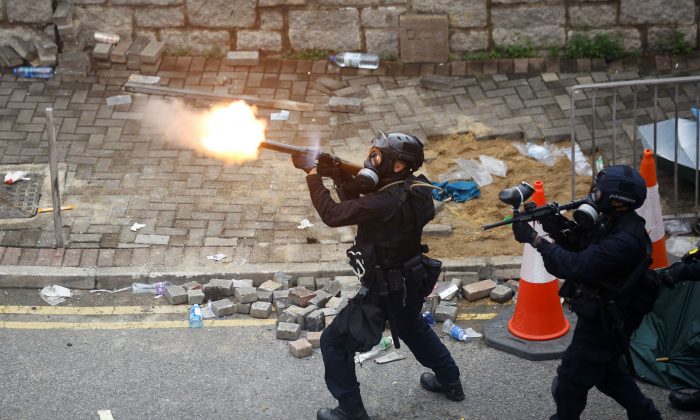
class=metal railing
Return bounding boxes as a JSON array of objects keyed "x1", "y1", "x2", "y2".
[{"x1": 569, "y1": 75, "x2": 700, "y2": 219}]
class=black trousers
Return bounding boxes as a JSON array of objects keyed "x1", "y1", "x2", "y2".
[
  {"x1": 551, "y1": 319, "x2": 661, "y2": 420},
  {"x1": 320, "y1": 295, "x2": 460, "y2": 411}
]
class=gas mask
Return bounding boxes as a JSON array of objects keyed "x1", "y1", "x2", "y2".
[{"x1": 572, "y1": 194, "x2": 599, "y2": 229}]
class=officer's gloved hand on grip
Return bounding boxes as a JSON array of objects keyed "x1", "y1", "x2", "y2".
[
  {"x1": 512, "y1": 222, "x2": 540, "y2": 246},
  {"x1": 658, "y1": 261, "x2": 686, "y2": 288},
  {"x1": 292, "y1": 153, "x2": 316, "y2": 174}
]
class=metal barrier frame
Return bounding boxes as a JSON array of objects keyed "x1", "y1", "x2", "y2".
[{"x1": 570, "y1": 75, "x2": 700, "y2": 219}]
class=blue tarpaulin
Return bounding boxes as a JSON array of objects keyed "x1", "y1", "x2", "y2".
[{"x1": 431, "y1": 180, "x2": 480, "y2": 203}]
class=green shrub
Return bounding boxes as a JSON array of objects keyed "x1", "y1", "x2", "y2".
[
  {"x1": 564, "y1": 32, "x2": 625, "y2": 60},
  {"x1": 654, "y1": 29, "x2": 693, "y2": 55},
  {"x1": 461, "y1": 40, "x2": 536, "y2": 61}
]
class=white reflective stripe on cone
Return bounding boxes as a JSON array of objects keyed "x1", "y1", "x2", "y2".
[
  {"x1": 635, "y1": 184, "x2": 665, "y2": 243},
  {"x1": 519, "y1": 221, "x2": 556, "y2": 284}
]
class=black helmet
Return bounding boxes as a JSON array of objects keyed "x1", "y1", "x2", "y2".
[
  {"x1": 591, "y1": 165, "x2": 647, "y2": 213},
  {"x1": 367, "y1": 131, "x2": 425, "y2": 174}
]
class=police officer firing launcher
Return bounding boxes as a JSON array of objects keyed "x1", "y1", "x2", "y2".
[
  {"x1": 291, "y1": 131, "x2": 463, "y2": 420},
  {"x1": 511, "y1": 165, "x2": 663, "y2": 420}
]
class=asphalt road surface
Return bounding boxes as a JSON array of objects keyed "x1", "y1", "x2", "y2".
[{"x1": 0, "y1": 288, "x2": 694, "y2": 420}]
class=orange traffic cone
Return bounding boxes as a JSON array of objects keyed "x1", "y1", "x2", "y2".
[
  {"x1": 508, "y1": 180, "x2": 571, "y2": 341},
  {"x1": 637, "y1": 149, "x2": 669, "y2": 269}
]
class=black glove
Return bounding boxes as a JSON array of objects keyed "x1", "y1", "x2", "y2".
[
  {"x1": 659, "y1": 262, "x2": 687, "y2": 288},
  {"x1": 291, "y1": 153, "x2": 316, "y2": 174},
  {"x1": 512, "y1": 222, "x2": 539, "y2": 245}
]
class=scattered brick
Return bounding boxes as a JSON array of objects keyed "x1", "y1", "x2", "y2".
[
  {"x1": 505, "y1": 279, "x2": 519, "y2": 293},
  {"x1": 307, "y1": 331, "x2": 322, "y2": 348},
  {"x1": 322, "y1": 280, "x2": 342, "y2": 297},
  {"x1": 297, "y1": 276, "x2": 316, "y2": 290},
  {"x1": 274, "y1": 272, "x2": 294, "y2": 289},
  {"x1": 462, "y1": 279, "x2": 497, "y2": 302},
  {"x1": 165, "y1": 285, "x2": 187, "y2": 305},
  {"x1": 139, "y1": 40, "x2": 165, "y2": 64},
  {"x1": 234, "y1": 302, "x2": 251, "y2": 314},
  {"x1": 187, "y1": 289, "x2": 205, "y2": 305},
  {"x1": 288, "y1": 339, "x2": 313, "y2": 358},
  {"x1": 306, "y1": 309, "x2": 325, "y2": 332},
  {"x1": 493, "y1": 268, "x2": 520, "y2": 281},
  {"x1": 203, "y1": 283, "x2": 222, "y2": 301},
  {"x1": 336, "y1": 276, "x2": 361, "y2": 292},
  {"x1": 315, "y1": 277, "x2": 331, "y2": 290},
  {"x1": 126, "y1": 36, "x2": 150, "y2": 70},
  {"x1": 111, "y1": 39, "x2": 131, "y2": 63},
  {"x1": 92, "y1": 43, "x2": 111, "y2": 61},
  {"x1": 141, "y1": 58, "x2": 161, "y2": 75},
  {"x1": 250, "y1": 301, "x2": 272, "y2": 319},
  {"x1": 226, "y1": 50, "x2": 259, "y2": 66},
  {"x1": 234, "y1": 286, "x2": 258, "y2": 304},
  {"x1": 211, "y1": 299, "x2": 234, "y2": 317},
  {"x1": 278, "y1": 309, "x2": 298, "y2": 325},
  {"x1": 53, "y1": 2, "x2": 74, "y2": 27},
  {"x1": 434, "y1": 304, "x2": 457, "y2": 322},
  {"x1": 288, "y1": 286, "x2": 316, "y2": 307},
  {"x1": 328, "y1": 97, "x2": 362, "y2": 113},
  {"x1": 423, "y1": 224, "x2": 452, "y2": 237},
  {"x1": 490, "y1": 285, "x2": 514, "y2": 304},
  {"x1": 325, "y1": 297, "x2": 344, "y2": 310},
  {"x1": 276, "y1": 322, "x2": 301, "y2": 340},
  {"x1": 210, "y1": 279, "x2": 233, "y2": 297},
  {"x1": 182, "y1": 281, "x2": 202, "y2": 291},
  {"x1": 273, "y1": 290, "x2": 289, "y2": 302},
  {"x1": 309, "y1": 290, "x2": 333, "y2": 308},
  {"x1": 257, "y1": 290, "x2": 273, "y2": 302},
  {"x1": 446, "y1": 271, "x2": 479, "y2": 287},
  {"x1": 259, "y1": 280, "x2": 283, "y2": 292},
  {"x1": 232, "y1": 279, "x2": 254, "y2": 289}
]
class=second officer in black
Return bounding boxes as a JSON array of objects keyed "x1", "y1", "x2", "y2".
[{"x1": 291, "y1": 131, "x2": 463, "y2": 420}]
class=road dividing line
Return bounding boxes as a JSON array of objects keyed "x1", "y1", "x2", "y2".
[
  {"x1": 0, "y1": 305, "x2": 188, "y2": 315},
  {"x1": 456, "y1": 313, "x2": 498, "y2": 321},
  {"x1": 0, "y1": 319, "x2": 277, "y2": 330}
]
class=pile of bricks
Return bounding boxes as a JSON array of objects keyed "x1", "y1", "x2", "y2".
[
  {"x1": 162, "y1": 272, "x2": 361, "y2": 359},
  {"x1": 0, "y1": 30, "x2": 58, "y2": 69},
  {"x1": 96, "y1": 36, "x2": 165, "y2": 75},
  {"x1": 428, "y1": 271, "x2": 518, "y2": 324}
]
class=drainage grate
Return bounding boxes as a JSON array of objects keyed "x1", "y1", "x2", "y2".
[{"x1": 0, "y1": 173, "x2": 43, "y2": 218}]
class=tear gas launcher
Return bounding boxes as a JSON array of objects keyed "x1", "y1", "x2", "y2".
[
  {"x1": 482, "y1": 182, "x2": 599, "y2": 231},
  {"x1": 259, "y1": 140, "x2": 363, "y2": 178}
]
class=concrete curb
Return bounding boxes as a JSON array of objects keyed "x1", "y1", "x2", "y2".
[{"x1": 0, "y1": 256, "x2": 522, "y2": 289}]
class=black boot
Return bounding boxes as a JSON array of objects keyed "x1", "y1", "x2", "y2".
[
  {"x1": 669, "y1": 389, "x2": 700, "y2": 411},
  {"x1": 420, "y1": 372, "x2": 465, "y2": 401},
  {"x1": 317, "y1": 406, "x2": 370, "y2": 420}
]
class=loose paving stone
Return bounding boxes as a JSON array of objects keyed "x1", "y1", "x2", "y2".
[
  {"x1": 340, "y1": 290, "x2": 357, "y2": 300},
  {"x1": 326, "y1": 315, "x2": 336, "y2": 326},
  {"x1": 493, "y1": 268, "x2": 521, "y2": 281},
  {"x1": 288, "y1": 286, "x2": 316, "y2": 307},
  {"x1": 434, "y1": 304, "x2": 458, "y2": 322},
  {"x1": 274, "y1": 272, "x2": 294, "y2": 289},
  {"x1": 336, "y1": 276, "x2": 361, "y2": 292},
  {"x1": 273, "y1": 290, "x2": 289, "y2": 302},
  {"x1": 234, "y1": 287, "x2": 258, "y2": 304},
  {"x1": 322, "y1": 280, "x2": 343, "y2": 297},
  {"x1": 307, "y1": 331, "x2": 322, "y2": 348},
  {"x1": 490, "y1": 285, "x2": 514, "y2": 304},
  {"x1": 165, "y1": 285, "x2": 187, "y2": 305},
  {"x1": 110, "y1": 39, "x2": 131, "y2": 63},
  {"x1": 92, "y1": 43, "x2": 111, "y2": 60},
  {"x1": 276, "y1": 322, "x2": 301, "y2": 340},
  {"x1": 315, "y1": 277, "x2": 331, "y2": 290},
  {"x1": 139, "y1": 40, "x2": 165, "y2": 64},
  {"x1": 232, "y1": 279, "x2": 254, "y2": 289},
  {"x1": 203, "y1": 283, "x2": 222, "y2": 301},
  {"x1": 306, "y1": 309, "x2": 325, "y2": 332},
  {"x1": 315, "y1": 76, "x2": 346, "y2": 91},
  {"x1": 274, "y1": 298, "x2": 291, "y2": 314},
  {"x1": 288, "y1": 339, "x2": 313, "y2": 358},
  {"x1": 439, "y1": 284, "x2": 459, "y2": 301},
  {"x1": 182, "y1": 281, "x2": 202, "y2": 291},
  {"x1": 257, "y1": 290, "x2": 273, "y2": 302},
  {"x1": 234, "y1": 303, "x2": 251, "y2": 314},
  {"x1": 423, "y1": 224, "x2": 452, "y2": 237},
  {"x1": 446, "y1": 271, "x2": 480, "y2": 287},
  {"x1": 289, "y1": 304, "x2": 318, "y2": 328},
  {"x1": 227, "y1": 50, "x2": 259, "y2": 66},
  {"x1": 309, "y1": 290, "x2": 333, "y2": 308},
  {"x1": 259, "y1": 280, "x2": 283, "y2": 292},
  {"x1": 325, "y1": 297, "x2": 344, "y2": 310},
  {"x1": 297, "y1": 276, "x2": 316, "y2": 290},
  {"x1": 126, "y1": 36, "x2": 150, "y2": 70},
  {"x1": 211, "y1": 298, "x2": 235, "y2": 317},
  {"x1": 328, "y1": 96, "x2": 362, "y2": 113},
  {"x1": 210, "y1": 279, "x2": 233, "y2": 297},
  {"x1": 463, "y1": 279, "x2": 498, "y2": 302},
  {"x1": 250, "y1": 301, "x2": 272, "y2": 319},
  {"x1": 53, "y1": 2, "x2": 74, "y2": 26},
  {"x1": 505, "y1": 279, "x2": 519, "y2": 293},
  {"x1": 278, "y1": 310, "x2": 298, "y2": 325},
  {"x1": 187, "y1": 289, "x2": 205, "y2": 305},
  {"x1": 420, "y1": 74, "x2": 455, "y2": 91}
]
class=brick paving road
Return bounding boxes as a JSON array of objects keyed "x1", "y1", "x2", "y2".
[{"x1": 0, "y1": 57, "x2": 698, "y2": 271}]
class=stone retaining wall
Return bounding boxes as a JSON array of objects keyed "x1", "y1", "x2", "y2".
[{"x1": 1, "y1": 0, "x2": 698, "y2": 58}]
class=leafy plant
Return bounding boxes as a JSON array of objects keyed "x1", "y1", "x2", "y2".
[
  {"x1": 461, "y1": 39, "x2": 536, "y2": 61},
  {"x1": 654, "y1": 29, "x2": 693, "y2": 55},
  {"x1": 547, "y1": 45, "x2": 560, "y2": 58},
  {"x1": 564, "y1": 32, "x2": 624, "y2": 60}
]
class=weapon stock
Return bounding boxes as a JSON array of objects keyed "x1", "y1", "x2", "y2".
[{"x1": 259, "y1": 140, "x2": 363, "y2": 176}]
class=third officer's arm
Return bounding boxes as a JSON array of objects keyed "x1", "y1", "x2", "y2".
[
  {"x1": 305, "y1": 173, "x2": 395, "y2": 227},
  {"x1": 535, "y1": 231, "x2": 644, "y2": 284}
]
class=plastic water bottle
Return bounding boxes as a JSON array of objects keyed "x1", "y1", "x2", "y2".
[
  {"x1": 155, "y1": 281, "x2": 172, "y2": 295},
  {"x1": 442, "y1": 319, "x2": 468, "y2": 341},
  {"x1": 189, "y1": 304, "x2": 203, "y2": 328},
  {"x1": 12, "y1": 66, "x2": 54, "y2": 79},
  {"x1": 422, "y1": 310, "x2": 436, "y2": 327},
  {"x1": 355, "y1": 336, "x2": 393, "y2": 363},
  {"x1": 329, "y1": 52, "x2": 380, "y2": 70}
]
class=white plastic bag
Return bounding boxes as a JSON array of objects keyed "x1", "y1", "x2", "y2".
[
  {"x1": 454, "y1": 158, "x2": 493, "y2": 187},
  {"x1": 512, "y1": 142, "x2": 560, "y2": 167},
  {"x1": 564, "y1": 143, "x2": 593, "y2": 177},
  {"x1": 479, "y1": 154, "x2": 507, "y2": 177},
  {"x1": 437, "y1": 167, "x2": 471, "y2": 183}
]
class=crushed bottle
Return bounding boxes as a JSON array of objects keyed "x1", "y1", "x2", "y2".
[
  {"x1": 422, "y1": 310, "x2": 436, "y2": 327},
  {"x1": 355, "y1": 336, "x2": 393, "y2": 363},
  {"x1": 189, "y1": 304, "x2": 203, "y2": 328},
  {"x1": 12, "y1": 66, "x2": 54, "y2": 79},
  {"x1": 442, "y1": 319, "x2": 482, "y2": 341}
]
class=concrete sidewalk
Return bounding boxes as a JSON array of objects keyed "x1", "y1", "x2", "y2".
[{"x1": 0, "y1": 56, "x2": 697, "y2": 288}]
